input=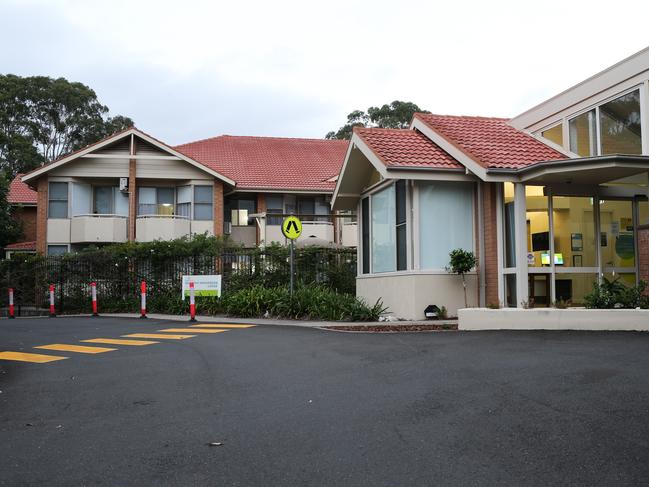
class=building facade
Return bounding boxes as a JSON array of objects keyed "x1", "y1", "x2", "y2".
[
  {"x1": 333, "y1": 48, "x2": 649, "y2": 319},
  {"x1": 16, "y1": 130, "x2": 354, "y2": 256}
]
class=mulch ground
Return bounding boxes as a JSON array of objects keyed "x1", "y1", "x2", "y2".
[{"x1": 324, "y1": 323, "x2": 458, "y2": 332}]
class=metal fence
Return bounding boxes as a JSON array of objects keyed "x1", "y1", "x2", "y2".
[{"x1": 0, "y1": 247, "x2": 357, "y2": 315}]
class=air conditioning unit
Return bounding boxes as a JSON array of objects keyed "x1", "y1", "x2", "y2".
[
  {"x1": 224, "y1": 222, "x2": 232, "y2": 235},
  {"x1": 119, "y1": 177, "x2": 129, "y2": 192}
]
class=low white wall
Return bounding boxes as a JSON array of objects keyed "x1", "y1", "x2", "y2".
[
  {"x1": 47, "y1": 219, "x2": 71, "y2": 243},
  {"x1": 191, "y1": 220, "x2": 213, "y2": 237},
  {"x1": 341, "y1": 223, "x2": 357, "y2": 247},
  {"x1": 136, "y1": 217, "x2": 191, "y2": 242},
  {"x1": 459, "y1": 308, "x2": 649, "y2": 331},
  {"x1": 70, "y1": 216, "x2": 127, "y2": 243},
  {"x1": 357, "y1": 272, "x2": 478, "y2": 320}
]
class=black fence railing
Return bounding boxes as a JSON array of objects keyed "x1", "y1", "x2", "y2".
[{"x1": 0, "y1": 247, "x2": 357, "y2": 315}]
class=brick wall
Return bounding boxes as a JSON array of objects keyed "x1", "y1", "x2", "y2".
[
  {"x1": 36, "y1": 178, "x2": 48, "y2": 254},
  {"x1": 482, "y1": 182, "x2": 499, "y2": 306},
  {"x1": 12, "y1": 206, "x2": 37, "y2": 242},
  {"x1": 639, "y1": 224, "x2": 649, "y2": 294},
  {"x1": 213, "y1": 180, "x2": 224, "y2": 237}
]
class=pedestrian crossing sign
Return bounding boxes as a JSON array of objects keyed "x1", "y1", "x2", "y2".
[{"x1": 282, "y1": 216, "x2": 302, "y2": 240}]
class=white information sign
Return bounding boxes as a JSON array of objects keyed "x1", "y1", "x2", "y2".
[{"x1": 182, "y1": 275, "x2": 222, "y2": 299}]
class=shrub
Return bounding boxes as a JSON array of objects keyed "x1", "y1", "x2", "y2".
[{"x1": 583, "y1": 278, "x2": 649, "y2": 309}]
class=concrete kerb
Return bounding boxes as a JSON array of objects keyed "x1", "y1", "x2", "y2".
[{"x1": 0, "y1": 312, "x2": 458, "y2": 330}]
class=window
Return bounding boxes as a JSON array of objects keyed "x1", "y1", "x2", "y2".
[
  {"x1": 395, "y1": 180, "x2": 407, "y2": 271},
  {"x1": 138, "y1": 187, "x2": 175, "y2": 216},
  {"x1": 47, "y1": 244, "x2": 68, "y2": 256},
  {"x1": 48, "y1": 182, "x2": 68, "y2": 218},
  {"x1": 266, "y1": 195, "x2": 284, "y2": 225},
  {"x1": 94, "y1": 187, "x2": 114, "y2": 214},
  {"x1": 176, "y1": 186, "x2": 192, "y2": 218},
  {"x1": 193, "y1": 186, "x2": 213, "y2": 220},
  {"x1": 419, "y1": 181, "x2": 473, "y2": 269},
  {"x1": 569, "y1": 110, "x2": 597, "y2": 156},
  {"x1": 541, "y1": 124, "x2": 563, "y2": 147},
  {"x1": 551, "y1": 196, "x2": 596, "y2": 267},
  {"x1": 599, "y1": 90, "x2": 642, "y2": 155},
  {"x1": 599, "y1": 199, "x2": 634, "y2": 268},
  {"x1": 371, "y1": 185, "x2": 396, "y2": 273},
  {"x1": 361, "y1": 198, "x2": 370, "y2": 274},
  {"x1": 225, "y1": 196, "x2": 256, "y2": 226},
  {"x1": 503, "y1": 182, "x2": 516, "y2": 268}
]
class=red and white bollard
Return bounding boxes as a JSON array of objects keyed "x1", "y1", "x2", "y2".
[
  {"x1": 188, "y1": 281, "x2": 196, "y2": 322},
  {"x1": 91, "y1": 282, "x2": 98, "y2": 317},
  {"x1": 140, "y1": 281, "x2": 147, "y2": 319},
  {"x1": 49, "y1": 284, "x2": 56, "y2": 318},
  {"x1": 8, "y1": 288, "x2": 15, "y2": 319}
]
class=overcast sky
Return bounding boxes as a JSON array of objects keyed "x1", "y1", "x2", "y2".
[{"x1": 2, "y1": 0, "x2": 648, "y2": 145}]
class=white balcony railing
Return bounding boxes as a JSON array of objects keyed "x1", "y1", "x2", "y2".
[
  {"x1": 70, "y1": 215, "x2": 128, "y2": 243},
  {"x1": 136, "y1": 215, "x2": 191, "y2": 242}
]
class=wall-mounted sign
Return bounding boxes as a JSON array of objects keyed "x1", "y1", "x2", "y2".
[{"x1": 182, "y1": 275, "x2": 221, "y2": 299}]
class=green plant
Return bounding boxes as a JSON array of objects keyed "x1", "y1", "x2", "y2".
[
  {"x1": 486, "y1": 302, "x2": 501, "y2": 309},
  {"x1": 584, "y1": 277, "x2": 649, "y2": 309},
  {"x1": 553, "y1": 298, "x2": 571, "y2": 309},
  {"x1": 447, "y1": 248, "x2": 477, "y2": 309},
  {"x1": 438, "y1": 306, "x2": 448, "y2": 320}
]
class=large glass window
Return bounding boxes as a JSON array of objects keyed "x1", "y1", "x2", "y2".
[
  {"x1": 569, "y1": 110, "x2": 597, "y2": 156},
  {"x1": 503, "y1": 182, "x2": 516, "y2": 267},
  {"x1": 361, "y1": 198, "x2": 370, "y2": 274},
  {"x1": 193, "y1": 186, "x2": 213, "y2": 220},
  {"x1": 526, "y1": 186, "x2": 549, "y2": 267},
  {"x1": 48, "y1": 182, "x2": 68, "y2": 218},
  {"x1": 419, "y1": 181, "x2": 474, "y2": 269},
  {"x1": 555, "y1": 273, "x2": 597, "y2": 306},
  {"x1": 600, "y1": 200, "x2": 635, "y2": 269},
  {"x1": 552, "y1": 196, "x2": 596, "y2": 268},
  {"x1": 395, "y1": 181, "x2": 407, "y2": 271},
  {"x1": 266, "y1": 195, "x2": 284, "y2": 225},
  {"x1": 541, "y1": 124, "x2": 563, "y2": 147},
  {"x1": 599, "y1": 90, "x2": 642, "y2": 155},
  {"x1": 371, "y1": 185, "x2": 396, "y2": 273},
  {"x1": 47, "y1": 244, "x2": 68, "y2": 256}
]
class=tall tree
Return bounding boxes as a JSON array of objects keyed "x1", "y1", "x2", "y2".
[
  {"x1": 0, "y1": 74, "x2": 134, "y2": 178},
  {"x1": 326, "y1": 101, "x2": 429, "y2": 140},
  {"x1": 0, "y1": 171, "x2": 22, "y2": 248}
]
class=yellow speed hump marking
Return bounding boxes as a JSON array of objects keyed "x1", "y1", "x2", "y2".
[
  {"x1": 82, "y1": 338, "x2": 158, "y2": 346},
  {"x1": 35, "y1": 344, "x2": 116, "y2": 354},
  {"x1": 123, "y1": 333, "x2": 195, "y2": 340},
  {"x1": 192, "y1": 324, "x2": 256, "y2": 328},
  {"x1": 0, "y1": 351, "x2": 68, "y2": 363},
  {"x1": 282, "y1": 216, "x2": 302, "y2": 240},
  {"x1": 158, "y1": 328, "x2": 226, "y2": 334}
]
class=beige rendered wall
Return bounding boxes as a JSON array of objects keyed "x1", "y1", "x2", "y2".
[{"x1": 357, "y1": 272, "x2": 479, "y2": 320}]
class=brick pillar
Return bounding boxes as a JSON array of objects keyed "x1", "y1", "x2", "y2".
[
  {"x1": 256, "y1": 193, "x2": 266, "y2": 245},
  {"x1": 213, "y1": 180, "x2": 224, "y2": 237},
  {"x1": 36, "y1": 178, "x2": 48, "y2": 254},
  {"x1": 128, "y1": 158, "x2": 137, "y2": 241},
  {"x1": 638, "y1": 224, "x2": 649, "y2": 293},
  {"x1": 482, "y1": 182, "x2": 499, "y2": 306}
]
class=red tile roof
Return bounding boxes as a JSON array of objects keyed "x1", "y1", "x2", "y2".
[
  {"x1": 175, "y1": 136, "x2": 349, "y2": 191},
  {"x1": 354, "y1": 127, "x2": 463, "y2": 170},
  {"x1": 5, "y1": 241, "x2": 36, "y2": 250},
  {"x1": 7, "y1": 174, "x2": 37, "y2": 204},
  {"x1": 414, "y1": 113, "x2": 565, "y2": 169}
]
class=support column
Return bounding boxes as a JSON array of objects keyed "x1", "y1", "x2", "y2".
[
  {"x1": 213, "y1": 180, "x2": 224, "y2": 237},
  {"x1": 256, "y1": 193, "x2": 266, "y2": 245},
  {"x1": 514, "y1": 183, "x2": 529, "y2": 308},
  {"x1": 482, "y1": 182, "x2": 499, "y2": 306},
  {"x1": 128, "y1": 136, "x2": 137, "y2": 242},
  {"x1": 36, "y1": 178, "x2": 48, "y2": 254}
]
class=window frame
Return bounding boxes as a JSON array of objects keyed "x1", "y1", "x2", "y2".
[
  {"x1": 193, "y1": 185, "x2": 213, "y2": 221},
  {"x1": 48, "y1": 182, "x2": 69, "y2": 219}
]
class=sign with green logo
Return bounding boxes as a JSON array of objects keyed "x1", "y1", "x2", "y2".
[{"x1": 282, "y1": 216, "x2": 302, "y2": 240}]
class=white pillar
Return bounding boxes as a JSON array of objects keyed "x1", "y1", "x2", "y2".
[{"x1": 514, "y1": 183, "x2": 528, "y2": 308}]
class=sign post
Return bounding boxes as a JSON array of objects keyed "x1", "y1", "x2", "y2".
[{"x1": 282, "y1": 216, "x2": 302, "y2": 296}]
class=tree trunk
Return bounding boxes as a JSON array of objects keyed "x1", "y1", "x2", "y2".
[{"x1": 462, "y1": 274, "x2": 467, "y2": 309}]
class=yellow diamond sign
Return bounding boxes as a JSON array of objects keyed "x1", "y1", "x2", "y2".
[{"x1": 282, "y1": 216, "x2": 302, "y2": 240}]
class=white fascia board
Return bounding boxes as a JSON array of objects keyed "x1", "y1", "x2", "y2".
[
  {"x1": 411, "y1": 118, "x2": 488, "y2": 181},
  {"x1": 80, "y1": 154, "x2": 182, "y2": 160},
  {"x1": 133, "y1": 130, "x2": 236, "y2": 186},
  {"x1": 510, "y1": 47, "x2": 649, "y2": 131},
  {"x1": 22, "y1": 128, "x2": 237, "y2": 187},
  {"x1": 22, "y1": 129, "x2": 138, "y2": 183},
  {"x1": 519, "y1": 160, "x2": 649, "y2": 183},
  {"x1": 332, "y1": 133, "x2": 389, "y2": 207},
  {"x1": 385, "y1": 168, "x2": 476, "y2": 182}
]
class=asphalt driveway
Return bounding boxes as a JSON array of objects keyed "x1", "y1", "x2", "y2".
[{"x1": 2, "y1": 316, "x2": 649, "y2": 486}]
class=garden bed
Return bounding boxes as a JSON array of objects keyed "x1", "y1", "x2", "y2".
[{"x1": 324, "y1": 322, "x2": 458, "y2": 332}]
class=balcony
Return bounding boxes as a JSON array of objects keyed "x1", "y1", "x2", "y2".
[
  {"x1": 341, "y1": 222, "x2": 358, "y2": 247},
  {"x1": 230, "y1": 226, "x2": 257, "y2": 247},
  {"x1": 264, "y1": 221, "x2": 334, "y2": 244},
  {"x1": 136, "y1": 215, "x2": 191, "y2": 242},
  {"x1": 70, "y1": 215, "x2": 128, "y2": 243}
]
